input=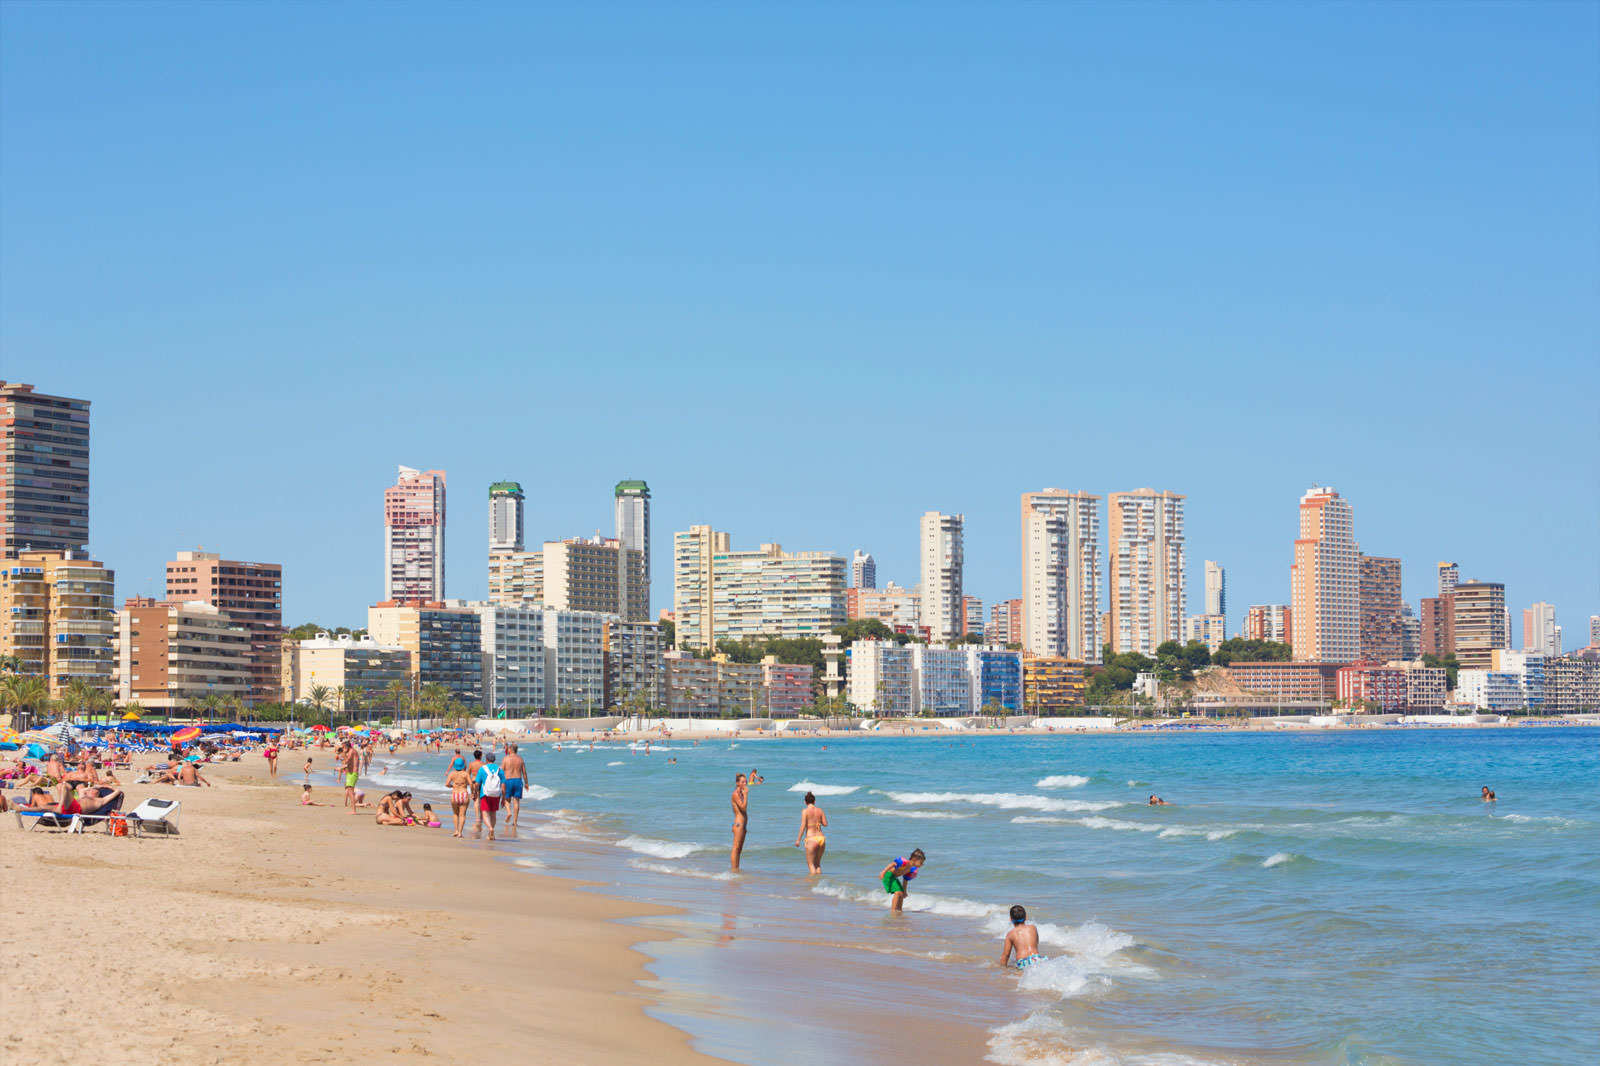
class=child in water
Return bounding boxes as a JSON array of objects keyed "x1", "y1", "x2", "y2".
[
  {"x1": 880, "y1": 849, "x2": 926, "y2": 913},
  {"x1": 1000, "y1": 904, "x2": 1047, "y2": 969}
]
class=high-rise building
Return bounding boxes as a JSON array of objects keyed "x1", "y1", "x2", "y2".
[
  {"x1": 117, "y1": 597, "x2": 251, "y2": 711},
  {"x1": 367, "y1": 601, "x2": 481, "y2": 704},
  {"x1": 1591, "y1": 616, "x2": 1600, "y2": 647},
  {"x1": 919, "y1": 511, "x2": 964, "y2": 643},
  {"x1": 165, "y1": 550, "x2": 283, "y2": 704},
  {"x1": 1399, "y1": 602, "x2": 1421, "y2": 659},
  {"x1": 1452, "y1": 581, "x2": 1508, "y2": 670},
  {"x1": 0, "y1": 550, "x2": 116, "y2": 698},
  {"x1": 1358, "y1": 555, "x2": 1403, "y2": 662},
  {"x1": 488, "y1": 482, "x2": 525, "y2": 553},
  {"x1": 1020, "y1": 489, "x2": 1102, "y2": 663},
  {"x1": 851, "y1": 550, "x2": 877, "y2": 590},
  {"x1": 542, "y1": 537, "x2": 648, "y2": 622},
  {"x1": 487, "y1": 549, "x2": 542, "y2": 605},
  {"x1": 384, "y1": 467, "x2": 446, "y2": 601},
  {"x1": 1420, "y1": 595, "x2": 1455, "y2": 657},
  {"x1": 1107, "y1": 490, "x2": 1185, "y2": 656},
  {"x1": 604, "y1": 620, "x2": 664, "y2": 712},
  {"x1": 1437, "y1": 562, "x2": 1459, "y2": 597},
  {"x1": 1523, "y1": 602, "x2": 1560, "y2": 657},
  {"x1": 1204, "y1": 560, "x2": 1226, "y2": 619},
  {"x1": 614, "y1": 480, "x2": 651, "y2": 608},
  {"x1": 1289, "y1": 486, "x2": 1359, "y2": 663},
  {"x1": 989, "y1": 598, "x2": 1023, "y2": 646},
  {"x1": 1021, "y1": 656, "x2": 1088, "y2": 712},
  {"x1": 1185, "y1": 614, "x2": 1225, "y2": 652},
  {"x1": 846, "y1": 583, "x2": 922, "y2": 635},
  {"x1": 1244, "y1": 604, "x2": 1292, "y2": 644},
  {"x1": 962, "y1": 595, "x2": 985, "y2": 638},
  {"x1": 283, "y1": 633, "x2": 410, "y2": 706},
  {"x1": 672, "y1": 526, "x2": 846, "y2": 649},
  {"x1": 1, "y1": 382, "x2": 91, "y2": 558}
]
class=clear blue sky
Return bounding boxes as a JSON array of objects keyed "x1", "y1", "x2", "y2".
[{"x1": 3, "y1": 2, "x2": 1596, "y2": 645}]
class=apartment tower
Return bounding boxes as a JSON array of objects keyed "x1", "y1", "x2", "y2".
[
  {"x1": 0, "y1": 550, "x2": 116, "y2": 698},
  {"x1": 1437, "y1": 562, "x2": 1459, "y2": 597},
  {"x1": 488, "y1": 482, "x2": 525, "y2": 553},
  {"x1": 165, "y1": 550, "x2": 284, "y2": 703},
  {"x1": 919, "y1": 511, "x2": 965, "y2": 643},
  {"x1": 1523, "y1": 602, "x2": 1560, "y2": 657},
  {"x1": 1, "y1": 381, "x2": 91, "y2": 558},
  {"x1": 1020, "y1": 489, "x2": 1102, "y2": 663},
  {"x1": 1204, "y1": 560, "x2": 1226, "y2": 619},
  {"x1": 672, "y1": 526, "x2": 846, "y2": 650},
  {"x1": 614, "y1": 480, "x2": 651, "y2": 604},
  {"x1": 1289, "y1": 486, "x2": 1359, "y2": 663},
  {"x1": 384, "y1": 466, "x2": 446, "y2": 601},
  {"x1": 851, "y1": 550, "x2": 877, "y2": 590},
  {"x1": 1107, "y1": 489, "x2": 1185, "y2": 656},
  {"x1": 1452, "y1": 581, "x2": 1508, "y2": 670},
  {"x1": 1244, "y1": 604, "x2": 1292, "y2": 645},
  {"x1": 1358, "y1": 555, "x2": 1403, "y2": 662}
]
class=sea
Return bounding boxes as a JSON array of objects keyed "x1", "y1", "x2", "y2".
[{"x1": 359, "y1": 727, "x2": 1600, "y2": 1066}]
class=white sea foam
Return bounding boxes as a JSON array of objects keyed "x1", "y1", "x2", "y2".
[
  {"x1": 1158, "y1": 827, "x2": 1236, "y2": 841},
  {"x1": 1501, "y1": 813, "x2": 1576, "y2": 827},
  {"x1": 522, "y1": 783, "x2": 556, "y2": 801},
  {"x1": 866, "y1": 807, "x2": 978, "y2": 821},
  {"x1": 607, "y1": 761, "x2": 625, "y2": 766},
  {"x1": 788, "y1": 780, "x2": 861, "y2": 796},
  {"x1": 1014, "y1": 815, "x2": 1162, "y2": 833},
  {"x1": 880, "y1": 790, "x2": 1121, "y2": 814},
  {"x1": 628, "y1": 859, "x2": 738, "y2": 881},
  {"x1": 986, "y1": 1013, "x2": 1223, "y2": 1066},
  {"x1": 1036, "y1": 775, "x2": 1090, "y2": 789},
  {"x1": 1262, "y1": 851, "x2": 1296, "y2": 868},
  {"x1": 616, "y1": 834, "x2": 710, "y2": 859},
  {"x1": 811, "y1": 881, "x2": 1004, "y2": 919},
  {"x1": 510, "y1": 857, "x2": 547, "y2": 869}
]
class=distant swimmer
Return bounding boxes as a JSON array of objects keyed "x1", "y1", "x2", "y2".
[
  {"x1": 1482, "y1": 785, "x2": 1497, "y2": 802},
  {"x1": 880, "y1": 849, "x2": 925, "y2": 913},
  {"x1": 795, "y1": 790, "x2": 828, "y2": 875},
  {"x1": 750, "y1": 768, "x2": 764, "y2": 785},
  {"x1": 731, "y1": 773, "x2": 749, "y2": 871},
  {"x1": 1148, "y1": 795, "x2": 1170, "y2": 806},
  {"x1": 1001, "y1": 904, "x2": 1047, "y2": 970}
]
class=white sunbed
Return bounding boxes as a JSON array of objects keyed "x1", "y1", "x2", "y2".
[{"x1": 126, "y1": 797, "x2": 181, "y2": 836}]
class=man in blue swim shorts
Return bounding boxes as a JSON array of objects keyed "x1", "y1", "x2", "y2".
[
  {"x1": 500, "y1": 743, "x2": 529, "y2": 828},
  {"x1": 1001, "y1": 904, "x2": 1047, "y2": 969}
]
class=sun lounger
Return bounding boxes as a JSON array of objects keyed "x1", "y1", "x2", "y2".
[
  {"x1": 13, "y1": 810, "x2": 83, "y2": 833},
  {"x1": 127, "y1": 797, "x2": 180, "y2": 836}
]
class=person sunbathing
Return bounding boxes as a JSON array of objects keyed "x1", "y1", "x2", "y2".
[
  {"x1": 176, "y1": 762, "x2": 212, "y2": 787},
  {"x1": 14, "y1": 787, "x2": 58, "y2": 811},
  {"x1": 77, "y1": 787, "x2": 124, "y2": 816},
  {"x1": 63, "y1": 757, "x2": 99, "y2": 787}
]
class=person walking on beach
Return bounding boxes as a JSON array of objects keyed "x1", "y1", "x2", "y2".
[
  {"x1": 500, "y1": 743, "x2": 529, "y2": 828},
  {"x1": 341, "y1": 744, "x2": 361, "y2": 815},
  {"x1": 263, "y1": 741, "x2": 279, "y2": 778},
  {"x1": 731, "y1": 772, "x2": 749, "y2": 872},
  {"x1": 794, "y1": 791, "x2": 828, "y2": 874},
  {"x1": 1000, "y1": 905, "x2": 1047, "y2": 969},
  {"x1": 467, "y1": 749, "x2": 485, "y2": 831},
  {"x1": 880, "y1": 849, "x2": 925, "y2": 913},
  {"x1": 475, "y1": 753, "x2": 504, "y2": 841}
]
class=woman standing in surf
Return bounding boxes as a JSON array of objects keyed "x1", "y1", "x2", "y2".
[{"x1": 795, "y1": 791, "x2": 828, "y2": 874}]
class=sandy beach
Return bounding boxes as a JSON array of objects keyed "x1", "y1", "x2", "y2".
[{"x1": 0, "y1": 759, "x2": 728, "y2": 1066}]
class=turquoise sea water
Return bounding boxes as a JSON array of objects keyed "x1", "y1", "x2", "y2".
[{"x1": 367, "y1": 728, "x2": 1599, "y2": 1065}]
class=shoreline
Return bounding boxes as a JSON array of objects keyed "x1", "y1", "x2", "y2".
[{"x1": 0, "y1": 757, "x2": 731, "y2": 1066}]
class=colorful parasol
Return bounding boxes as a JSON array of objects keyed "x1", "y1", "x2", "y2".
[{"x1": 170, "y1": 726, "x2": 202, "y2": 743}]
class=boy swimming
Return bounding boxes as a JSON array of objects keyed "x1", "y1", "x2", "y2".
[
  {"x1": 880, "y1": 849, "x2": 925, "y2": 912},
  {"x1": 1001, "y1": 904, "x2": 1047, "y2": 969}
]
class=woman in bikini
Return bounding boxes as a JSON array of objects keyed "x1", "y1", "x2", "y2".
[
  {"x1": 445, "y1": 762, "x2": 472, "y2": 837},
  {"x1": 263, "y1": 742, "x2": 279, "y2": 778},
  {"x1": 794, "y1": 791, "x2": 828, "y2": 875}
]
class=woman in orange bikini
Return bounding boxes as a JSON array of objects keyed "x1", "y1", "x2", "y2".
[{"x1": 794, "y1": 791, "x2": 828, "y2": 875}]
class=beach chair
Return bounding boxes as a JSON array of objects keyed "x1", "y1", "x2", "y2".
[
  {"x1": 127, "y1": 797, "x2": 180, "y2": 836},
  {"x1": 13, "y1": 809, "x2": 83, "y2": 833}
]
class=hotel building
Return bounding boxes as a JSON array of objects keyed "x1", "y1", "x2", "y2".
[
  {"x1": 962, "y1": 595, "x2": 985, "y2": 638},
  {"x1": 604, "y1": 620, "x2": 664, "y2": 712},
  {"x1": 1420, "y1": 595, "x2": 1455, "y2": 657},
  {"x1": 384, "y1": 466, "x2": 447, "y2": 601},
  {"x1": 368, "y1": 601, "x2": 481, "y2": 705},
  {"x1": 1021, "y1": 656, "x2": 1088, "y2": 712},
  {"x1": 116, "y1": 597, "x2": 251, "y2": 711},
  {"x1": 488, "y1": 482, "x2": 525, "y2": 553},
  {"x1": 847, "y1": 641, "x2": 916, "y2": 716},
  {"x1": 1225, "y1": 661, "x2": 1341, "y2": 704},
  {"x1": 1290, "y1": 486, "x2": 1359, "y2": 663},
  {"x1": 1020, "y1": 489, "x2": 1102, "y2": 663},
  {"x1": 282, "y1": 633, "x2": 410, "y2": 706},
  {"x1": 1107, "y1": 489, "x2": 1186, "y2": 656},
  {"x1": 543, "y1": 537, "x2": 648, "y2": 622},
  {"x1": 614, "y1": 480, "x2": 651, "y2": 605},
  {"x1": 1204, "y1": 560, "x2": 1226, "y2": 619},
  {"x1": 1358, "y1": 555, "x2": 1403, "y2": 662},
  {"x1": 165, "y1": 550, "x2": 283, "y2": 703},
  {"x1": 847, "y1": 583, "x2": 922, "y2": 635},
  {"x1": 487, "y1": 549, "x2": 542, "y2": 605},
  {"x1": 1452, "y1": 581, "x2": 1508, "y2": 670},
  {"x1": 672, "y1": 526, "x2": 847, "y2": 649},
  {"x1": 1437, "y1": 562, "x2": 1459, "y2": 597},
  {"x1": 1, "y1": 381, "x2": 91, "y2": 558},
  {"x1": 0, "y1": 550, "x2": 116, "y2": 698},
  {"x1": 919, "y1": 511, "x2": 965, "y2": 643},
  {"x1": 1185, "y1": 614, "x2": 1225, "y2": 652},
  {"x1": 1244, "y1": 604, "x2": 1291, "y2": 645}
]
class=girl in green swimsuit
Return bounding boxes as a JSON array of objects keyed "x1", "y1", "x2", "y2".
[{"x1": 879, "y1": 849, "x2": 925, "y2": 912}]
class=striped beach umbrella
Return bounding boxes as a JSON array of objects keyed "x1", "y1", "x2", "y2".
[{"x1": 170, "y1": 726, "x2": 202, "y2": 744}]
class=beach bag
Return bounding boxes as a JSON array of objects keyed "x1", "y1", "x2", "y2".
[
  {"x1": 482, "y1": 767, "x2": 503, "y2": 798},
  {"x1": 109, "y1": 812, "x2": 128, "y2": 837}
]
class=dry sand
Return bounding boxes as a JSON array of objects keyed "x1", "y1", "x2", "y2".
[{"x1": 0, "y1": 759, "x2": 728, "y2": 1066}]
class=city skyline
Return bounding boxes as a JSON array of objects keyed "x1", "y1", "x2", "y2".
[{"x1": 2, "y1": 4, "x2": 1595, "y2": 636}]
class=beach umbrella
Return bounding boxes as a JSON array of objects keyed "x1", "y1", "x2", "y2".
[
  {"x1": 18, "y1": 730, "x2": 63, "y2": 748},
  {"x1": 40, "y1": 722, "x2": 73, "y2": 741},
  {"x1": 170, "y1": 726, "x2": 202, "y2": 743},
  {"x1": 121, "y1": 710, "x2": 142, "y2": 721},
  {"x1": 311, "y1": 724, "x2": 331, "y2": 733},
  {"x1": 0, "y1": 742, "x2": 17, "y2": 751}
]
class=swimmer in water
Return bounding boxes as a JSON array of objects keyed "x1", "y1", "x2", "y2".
[
  {"x1": 1482, "y1": 785, "x2": 1496, "y2": 802},
  {"x1": 1148, "y1": 795, "x2": 1169, "y2": 806},
  {"x1": 794, "y1": 790, "x2": 827, "y2": 874},
  {"x1": 1001, "y1": 904, "x2": 1047, "y2": 969}
]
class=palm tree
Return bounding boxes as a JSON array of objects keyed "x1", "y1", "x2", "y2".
[
  {"x1": 418, "y1": 682, "x2": 449, "y2": 725},
  {"x1": 0, "y1": 654, "x2": 23, "y2": 675},
  {"x1": 308, "y1": 684, "x2": 332, "y2": 722},
  {"x1": 196, "y1": 693, "x2": 224, "y2": 722},
  {"x1": 120, "y1": 699, "x2": 146, "y2": 724},
  {"x1": 88, "y1": 689, "x2": 115, "y2": 728},
  {"x1": 2, "y1": 675, "x2": 52, "y2": 726},
  {"x1": 384, "y1": 679, "x2": 406, "y2": 725},
  {"x1": 62, "y1": 678, "x2": 98, "y2": 724},
  {"x1": 344, "y1": 686, "x2": 366, "y2": 727}
]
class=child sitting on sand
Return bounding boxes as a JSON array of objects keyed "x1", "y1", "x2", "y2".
[
  {"x1": 1000, "y1": 904, "x2": 1047, "y2": 969},
  {"x1": 880, "y1": 849, "x2": 925, "y2": 913},
  {"x1": 300, "y1": 784, "x2": 323, "y2": 806}
]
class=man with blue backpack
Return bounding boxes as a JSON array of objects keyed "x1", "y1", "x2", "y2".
[{"x1": 475, "y1": 752, "x2": 505, "y2": 841}]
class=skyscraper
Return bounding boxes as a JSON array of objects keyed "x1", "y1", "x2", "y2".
[
  {"x1": 1107, "y1": 489, "x2": 1185, "y2": 655},
  {"x1": 488, "y1": 482, "x2": 524, "y2": 553},
  {"x1": 614, "y1": 480, "x2": 651, "y2": 604},
  {"x1": 1523, "y1": 602, "x2": 1560, "y2": 657},
  {"x1": 1290, "y1": 486, "x2": 1359, "y2": 663},
  {"x1": 165, "y1": 550, "x2": 284, "y2": 703},
  {"x1": 1, "y1": 381, "x2": 91, "y2": 558},
  {"x1": 919, "y1": 511, "x2": 965, "y2": 643},
  {"x1": 384, "y1": 466, "x2": 446, "y2": 601},
  {"x1": 1204, "y1": 560, "x2": 1226, "y2": 619},
  {"x1": 851, "y1": 550, "x2": 877, "y2": 590},
  {"x1": 1452, "y1": 581, "x2": 1508, "y2": 670},
  {"x1": 1020, "y1": 489, "x2": 1102, "y2": 663},
  {"x1": 1437, "y1": 562, "x2": 1459, "y2": 597},
  {"x1": 1358, "y1": 555, "x2": 1403, "y2": 662}
]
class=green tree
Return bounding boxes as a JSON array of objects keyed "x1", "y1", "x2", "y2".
[
  {"x1": 307, "y1": 684, "x2": 332, "y2": 720},
  {"x1": 660, "y1": 619, "x2": 675, "y2": 647},
  {"x1": 1421, "y1": 652, "x2": 1460, "y2": 689},
  {"x1": 1211, "y1": 638, "x2": 1292, "y2": 667}
]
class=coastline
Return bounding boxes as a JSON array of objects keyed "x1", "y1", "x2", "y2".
[{"x1": 0, "y1": 759, "x2": 729, "y2": 1066}]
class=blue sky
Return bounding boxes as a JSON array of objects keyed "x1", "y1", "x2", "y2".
[{"x1": 3, "y1": 2, "x2": 1596, "y2": 645}]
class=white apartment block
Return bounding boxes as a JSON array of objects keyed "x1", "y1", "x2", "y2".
[
  {"x1": 475, "y1": 603, "x2": 547, "y2": 712},
  {"x1": 1108, "y1": 489, "x2": 1185, "y2": 655},
  {"x1": 912, "y1": 644, "x2": 972, "y2": 717},
  {"x1": 848, "y1": 582, "x2": 921, "y2": 632},
  {"x1": 672, "y1": 526, "x2": 846, "y2": 649},
  {"x1": 852, "y1": 550, "x2": 877, "y2": 589},
  {"x1": 1492, "y1": 649, "x2": 1545, "y2": 712},
  {"x1": 1020, "y1": 489, "x2": 1102, "y2": 664},
  {"x1": 919, "y1": 511, "x2": 964, "y2": 643},
  {"x1": 847, "y1": 641, "x2": 915, "y2": 716},
  {"x1": 1455, "y1": 669, "x2": 1525, "y2": 712},
  {"x1": 1290, "y1": 486, "x2": 1359, "y2": 662}
]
